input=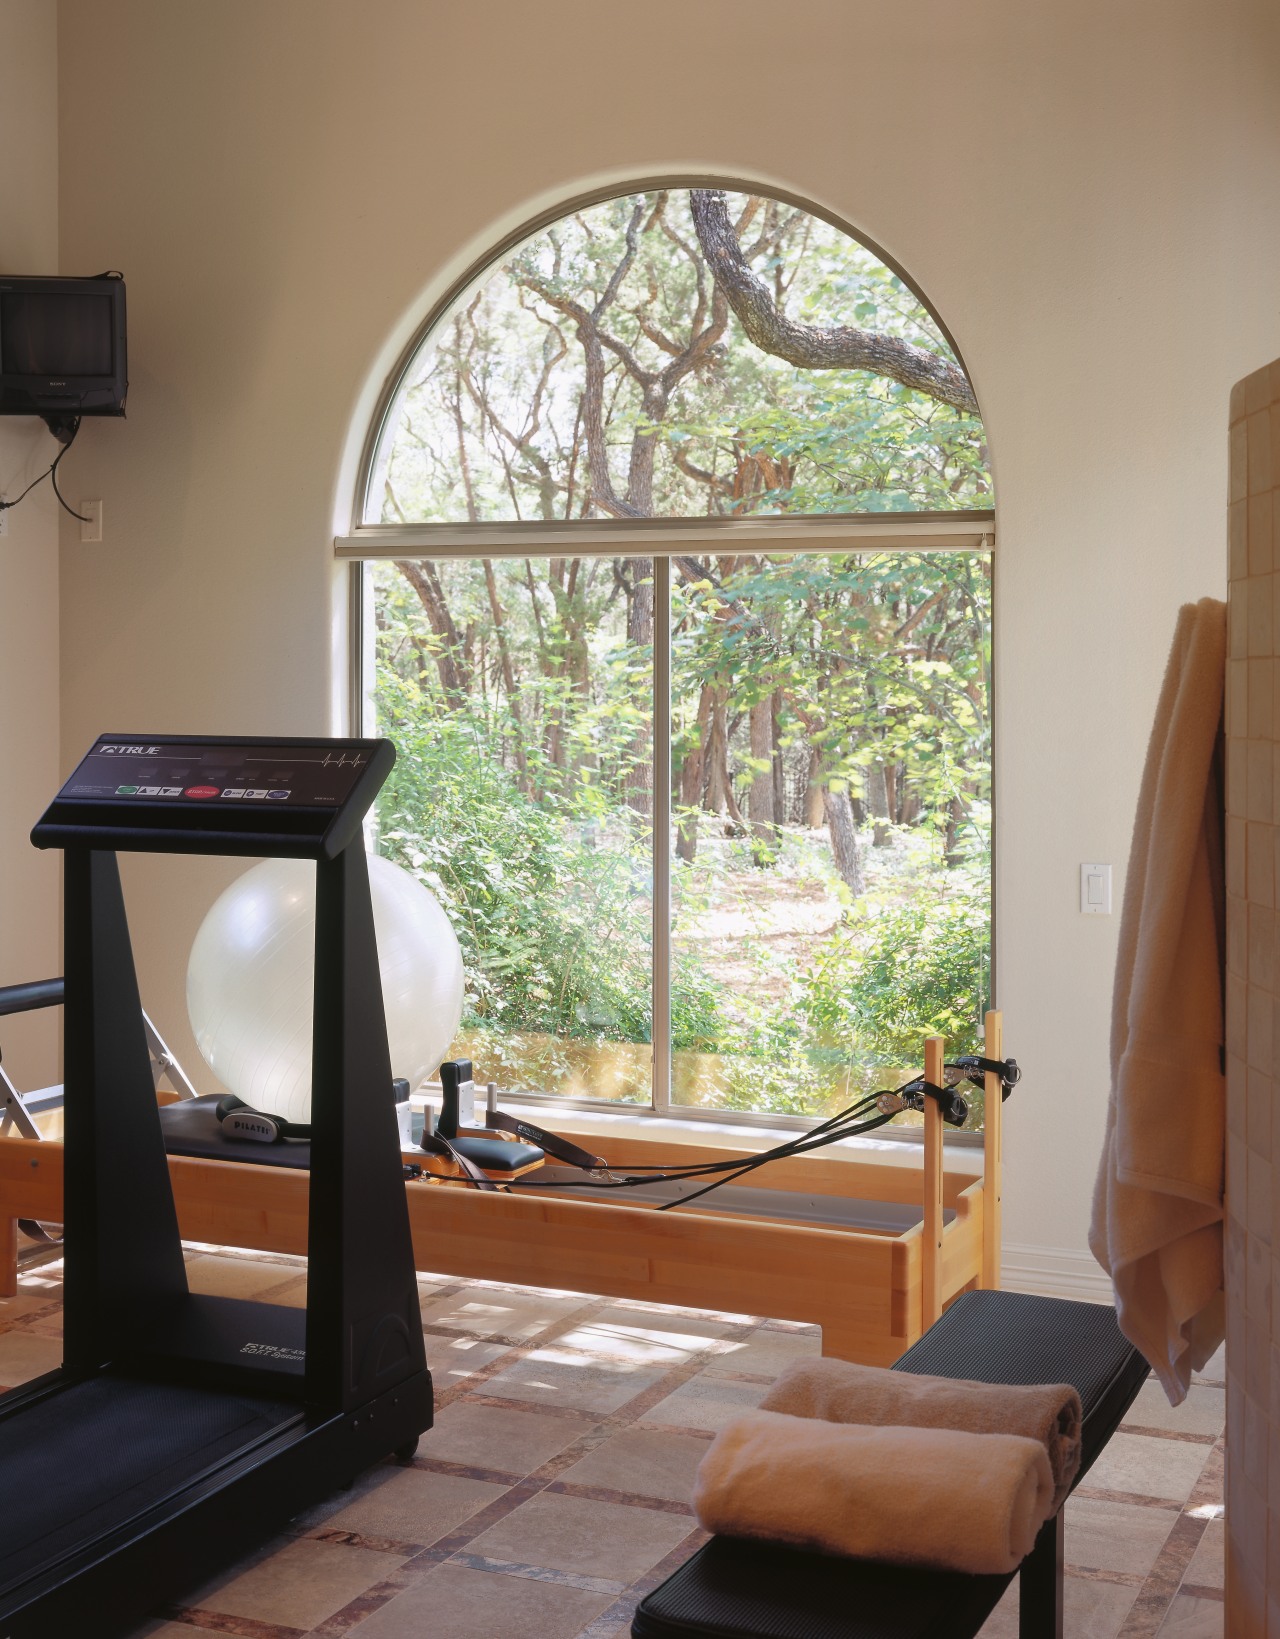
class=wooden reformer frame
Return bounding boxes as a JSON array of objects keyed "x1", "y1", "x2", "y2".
[{"x1": 0, "y1": 1013, "x2": 1006, "y2": 1365}]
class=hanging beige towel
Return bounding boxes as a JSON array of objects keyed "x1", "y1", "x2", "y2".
[
  {"x1": 693, "y1": 1409, "x2": 1054, "y2": 1575},
  {"x1": 1089, "y1": 597, "x2": 1226, "y2": 1406},
  {"x1": 761, "y1": 1357, "x2": 1081, "y2": 1513}
]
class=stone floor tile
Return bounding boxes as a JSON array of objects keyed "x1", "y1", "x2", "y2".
[
  {"x1": 978, "y1": 1575, "x2": 1136, "y2": 1638},
  {"x1": 302, "y1": 1462, "x2": 507, "y2": 1544},
  {"x1": 555, "y1": 1426, "x2": 708, "y2": 1503},
  {"x1": 1065, "y1": 1495, "x2": 1177, "y2": 1577},
  {"x1": 483, "y1": 1347, "x2": 665, "y2": 1414},
  {"x1": 425, "y1": 1399, "x2": 593, "y2": 1474},
  {"x1": 1183, "y1": 1519, "x2": 1225, "y2": 1590},
  {"x1": 182, "y1": 1534, "x2": 407, "y2": 1628},
  {"x1": 419, "y1": 1286, "x2": 588, "y2": 1341},
  {"x1": 701, "y1": 1325, "x2": 823, "y2": 1380},
  {"x1": 466, "y1": 1490, "x2": 694, "y2": 1583},
  {"x1": 1157, "y1": 1592, "x2": 1226, "y2": 1635},
  {"x1": 0, "y1": 1326, "x2": 62, "y2": 1386},
  {"x1": 428, "y1": 1333, "x2": 512, "y2": 1389},
  {"x1": 345, "y1": 1560, "x2": 610, "y2": 1638},
  {"x1": 642, "y1": 1371, "x2": 768, "y2": 1433},
  {"x1": 557, "y1": 1307, "x2": 735, "y2": 1365},
  {"x1": 1125, "y1": 1380, "x2": 1227, "y2": 1438},
  {"x1": 1086, "y1": 1433, "x2": 1217, "y2": 1503}
]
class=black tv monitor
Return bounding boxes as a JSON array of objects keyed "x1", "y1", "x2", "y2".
[{"x1": 0, "y1": 274, "x2": 127, "y2": 427}]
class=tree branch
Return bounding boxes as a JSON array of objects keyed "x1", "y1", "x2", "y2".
[{"x1": 689, "y1": 189, "x2": 980, "y2": 417}]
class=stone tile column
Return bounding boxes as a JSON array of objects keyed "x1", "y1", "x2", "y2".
[{"x1": 1226, "y1": 358, "x2": 1280, "y2": 1637}]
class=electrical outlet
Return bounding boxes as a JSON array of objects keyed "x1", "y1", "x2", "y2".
[{"x1": 80, "y1": 500, "x2": 103, "y2": 544}]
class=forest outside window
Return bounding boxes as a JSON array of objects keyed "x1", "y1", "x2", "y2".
[{"x1": 347, "y1": 186, "x2": 994, "y2": 1128}]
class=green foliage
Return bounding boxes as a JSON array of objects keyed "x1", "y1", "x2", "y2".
[
  {"x1": 372, "y1": 189, "x2": 991, "y2": 525},
  {"x1": 376, "y1": 669, "x2": 723, "y2": 1073},
  {"x1": 800, "y1": 876, "x2": 991, "y2": 1068}
]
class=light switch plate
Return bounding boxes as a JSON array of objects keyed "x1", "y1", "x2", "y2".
[
  {"x1": 1080, "y1": 861, "x2": 1112, "y2": 914},
  {"x1": 79, "y1": 500, "x2": 103, "y2": 543}
]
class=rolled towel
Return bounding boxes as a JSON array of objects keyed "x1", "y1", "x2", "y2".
[
  {"x1": 693, "y1": 1409, "x2": 1054, "y2": 1575},
  {"x1": 762, "y1": 1357, "x2": 1082, "y2": 1513}
]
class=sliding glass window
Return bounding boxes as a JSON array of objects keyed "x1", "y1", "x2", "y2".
[{"x1": 345, "y1": 185, "x2": 994, "y2": 1128}]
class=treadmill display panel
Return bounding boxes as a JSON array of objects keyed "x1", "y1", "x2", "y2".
[{"x1": 59, "y1": 737, "x2": 372, "y2": 809}]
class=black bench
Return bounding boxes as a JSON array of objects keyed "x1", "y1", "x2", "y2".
[{"x1": 631, "y1": 1289, "x2": 1148, "y2": 1639}]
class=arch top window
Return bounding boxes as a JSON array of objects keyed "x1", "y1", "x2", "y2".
[
  {"x1": 363, "y1": 187, "x2": 992, "y2": 527},
  {"x1": 349, "y1": 184, "x2": 994, "y2": 1132}
]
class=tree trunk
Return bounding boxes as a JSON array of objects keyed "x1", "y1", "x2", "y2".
[
  {"x1": 482, "y1": 559, "x2": 528, "y2": 786},
  {"x1": 944, "y1": 795, "x2": 965, "y2": 868},
  {"x1": 625, "y1": 557, "x2": 655, "y2": 817},
  {"x1": 824, "y1": 786, "x2": 864, "y2": 895},
  {"x1": 749, "y1": 698, "x2": 778, "y2": 865},
  {"x1": 804, "y1": 746, "x2": 826, "y2": 828},
  {"x1": 676, "y1": 684, "x2": 714, "y2": 864},
  {"x1": 771, "y1": 692, "x2": 786, "y2": 827},
  {"x1": 395, "y1": 559, "x2": 470, "y2": 712},
  {"x1": 704, "y1": 691, "x2": 745, "y2": 827}
]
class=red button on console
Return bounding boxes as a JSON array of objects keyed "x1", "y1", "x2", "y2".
[{"x1": 184, "y1": 786, "x2": 219, "y2": 799}]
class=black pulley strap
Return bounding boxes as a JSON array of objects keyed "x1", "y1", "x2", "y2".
[
  {"x1": 484, "y1": 1109, "x2": 606, "y2": 1171},
  {"x1": 419, "y1": 1130, "x2": 500, "y2": 1190},
  {"x1": 947, "y1": 1054, "x2": 1021, "y2": 1099}
]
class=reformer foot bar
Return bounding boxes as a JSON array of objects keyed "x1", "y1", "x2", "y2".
[{"x1": 630, "y1": 1289, "x2": 1149, "y2": 1639}]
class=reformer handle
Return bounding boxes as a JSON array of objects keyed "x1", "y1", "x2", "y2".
[{"x1": 0, "y1": 978, "x2": 64, "y2": 1018}]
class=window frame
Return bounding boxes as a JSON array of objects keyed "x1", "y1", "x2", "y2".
[
  {"x1": 340, "y1": 178, "x2": 996, "y2": 1142},
  {"x1": 343, "y1": 521, "x2": 994, "y2": 1145}
]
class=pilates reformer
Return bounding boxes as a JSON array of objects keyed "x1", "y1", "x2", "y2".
[{"x1": 3, "y1": 1016, "x2": 1016, "y2": 1364}]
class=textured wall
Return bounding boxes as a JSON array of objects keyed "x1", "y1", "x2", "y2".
[
  {"x1": 1225, "y1": 358, "x2": 1280, "y2": 1635},
  {"x1": 0, "y1": 0, "x2": 60, "y2": 1088},
  {"x1": 52, "y1": 0, "x2": 1280, "y2": 1287}
]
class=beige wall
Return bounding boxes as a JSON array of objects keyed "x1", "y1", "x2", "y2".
[
  {"x1": 0, "y1": 0, "x2": 60, "y2": 1088},
  {"x1": 51, "y1": 0, "x2": 1280, "y2": 1282}
]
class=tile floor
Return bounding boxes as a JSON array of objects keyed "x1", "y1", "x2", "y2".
[{"x1": 0, "y1": 1248, "x2": 1226, "y2": 1638}]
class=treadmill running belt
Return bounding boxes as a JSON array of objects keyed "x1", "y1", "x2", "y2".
[{"x1": 0, "y1": 1375, "x2": 299, "y2": 1588}]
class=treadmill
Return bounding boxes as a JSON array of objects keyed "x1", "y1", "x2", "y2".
[{"x1": 0, "y1": 733, "x2": 432, "y2": 1638}]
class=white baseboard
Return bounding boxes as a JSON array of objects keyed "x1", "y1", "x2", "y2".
[{"x1": 1001, "y1": 1242, "x2": 1113, "y2": 1303}]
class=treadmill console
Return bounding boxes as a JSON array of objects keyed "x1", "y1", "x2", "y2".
[{"x1": 32, "y1": 733, "x2": 395, "y2": 859}]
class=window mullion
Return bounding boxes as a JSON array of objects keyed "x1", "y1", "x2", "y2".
[{"x1": 652, "y1": 555, "x2": 672, "y2": 1117}]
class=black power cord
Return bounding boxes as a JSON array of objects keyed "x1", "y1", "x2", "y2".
[{"x1": 0, "y1": 417, "x2": 92, "y2": 525}]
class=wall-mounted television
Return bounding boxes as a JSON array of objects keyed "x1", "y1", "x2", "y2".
[{"x1": 0, "y1": 273, "x2": 127, "y2": 431}]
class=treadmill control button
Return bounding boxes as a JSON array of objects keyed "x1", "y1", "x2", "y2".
[{"x1": 184, "y1": 786, "x2": 219, "y2": 799}]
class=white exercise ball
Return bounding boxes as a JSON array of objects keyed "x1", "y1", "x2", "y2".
[{"x1": 187, "y1": 854, "x2": 464, "y2": 1126}]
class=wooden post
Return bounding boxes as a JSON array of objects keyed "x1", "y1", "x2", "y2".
[
  {"x1": 982, "y1": 1009, "x2": 1004, "y2": 1289},
  {"x1": 921, "y1": 1035, "x2": 945, "y2": 1330},
  {"x1": 0, "y1": 1212, "x2": 17, "y2": 1298}
]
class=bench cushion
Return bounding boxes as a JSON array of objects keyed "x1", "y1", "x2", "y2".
[{"x1": 630, "y1": 1290, "x2": 1148, "y2": 1639}]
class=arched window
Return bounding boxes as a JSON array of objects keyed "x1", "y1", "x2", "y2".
[{"x1": 342, "y1": 185, "x2": 994, "y2": 1127}]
